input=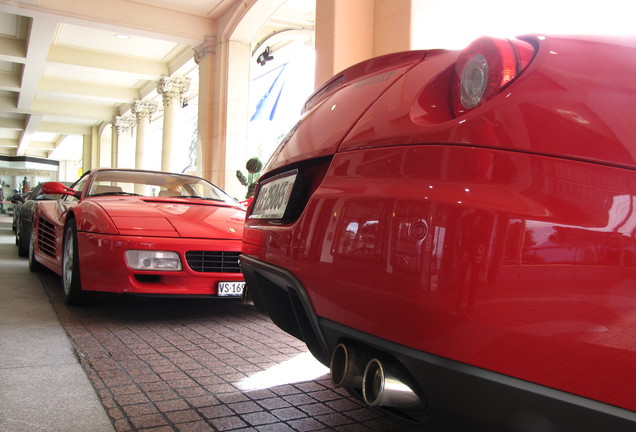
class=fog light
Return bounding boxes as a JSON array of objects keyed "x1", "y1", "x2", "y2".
[{"x1": 125, "y1": 250, "x2": 182, "y2": 271}]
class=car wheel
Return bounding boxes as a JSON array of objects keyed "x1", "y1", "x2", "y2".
[
  {"x1": 28, "y1": 228, "x2": 47, "y2": 273},
  {"x1": 62, "y1": 221, "x2": 86, "y2": 306},
  {"x1": 17, "y1": 219, "x2": 28, "y2": 257}
]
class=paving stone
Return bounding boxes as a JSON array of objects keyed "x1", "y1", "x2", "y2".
[
  {"x1": 255, "y1": 397, "x2": 291, "y2": 410},
  {"x1": 199, "y1": 404, "x2": 234, "y2": 419},
  {"x1": 129, "y1": 413, "x2": 168, "y2": 429},
  {"x1": 154, "y1": 399, "x2": 190, "y2": 412},
  {"x1": 40, "y1": 283, "x2": 422, "y2": 432},
  {"x1": 122, "y1": 403, "x2": 159, "y2": 417},
  {"x1": 176, "y1": 420, "x2": 214, "y2": 432},
  {"x1": 271, "y1": 406, "x2": 307, "y2": 421},
  {"x1": 209, "y1": 415, "x2": 248, "y2": 430},
  {"x1": 240, "y1": 411, "x2": 278, "y2": 426},
  {"x1": 165, "y1": 409, "x2": 203, "y2": 424}
]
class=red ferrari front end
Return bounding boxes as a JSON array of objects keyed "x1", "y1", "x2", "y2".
[
  {"x1": 241, "y1": 35, "x2": 636, "y2": 430},
  {"x1": 30, "y1": 168, "x2": 246, "y2": 304},
  {"x1": 76, "y1": 198, "x2": 245, "y2": 296}
]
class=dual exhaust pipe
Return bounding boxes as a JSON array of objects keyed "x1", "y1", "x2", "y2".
[{"x1": 330, "y1": 343, "x2": 421, "y2": 408}]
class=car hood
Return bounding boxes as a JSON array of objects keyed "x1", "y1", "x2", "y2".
[{"x1": 98, "y1": 198, "x2": 245, "y2": 238}]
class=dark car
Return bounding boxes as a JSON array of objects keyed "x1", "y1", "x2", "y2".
[
  {"x1": 13, "y1": 183, "x2": 70, "y2": 257},
  {"x1": 241, "y1": 35, "x2": 636, "y2": 431}
]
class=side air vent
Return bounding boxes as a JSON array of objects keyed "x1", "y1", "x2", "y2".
[{"x1": 37, "y1": 218, "x2": 57, "y2": 257}]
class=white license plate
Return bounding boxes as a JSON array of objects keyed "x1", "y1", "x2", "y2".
[
  {"x1": 250, "y1": 170, "x2": 297, "y2": 219},
  {"x1": 218, "y1": 281, "x2": 245, "y2": 297}
]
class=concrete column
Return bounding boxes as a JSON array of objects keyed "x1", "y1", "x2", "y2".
[
  {"x1": 131, "y1": 101, "x2": 157, "y2": 194},
  {"x1": 373, "y1": 0, "x2": 412, "y2": 55},
  {"x1": 57, "y1": 160, "x2": 65, "y2": 181},
  {"x1": 114, "y1": 115, "x2": 135, "y2": 168},
  {"x1": 131, "y1": 100, "x2": 157, "y2": 171},
  {"x1": 111, "y1": 121, "x2": 119, "y2": 168},
  {"x1": 157, "y1": 76, "x2": 191, "y2": 173},
  {"x1": 194, "y1": 36, "x2": 216, "y2": 183},
  {"x1": 201, "y1": 36, "x2": 250, "y2": 199},
  {"x1": 222, "y1": 39, "x2": 250, "y2": 196},
  {"x1": 82, "y1": 134, "x2": 92, "y2": 173},
  {"x1": 90, "y1": 126, "x2": 99, "y2": 169},
  {"x1": 315, "y1": 0, "x2": 374, "y2": 86}
]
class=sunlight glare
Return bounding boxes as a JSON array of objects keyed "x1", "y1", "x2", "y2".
[{"x1": 236, "y1": 352, "x2": 329, "y2": 391}]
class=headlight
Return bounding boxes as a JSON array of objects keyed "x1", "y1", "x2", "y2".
[{"x1": 125, "y1": 250, "x2": 182, "y2": 271}]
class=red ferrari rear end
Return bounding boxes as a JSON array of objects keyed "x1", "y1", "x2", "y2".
[{"x1": 241, "y1": 35, "x2": 636, "y2": 430}]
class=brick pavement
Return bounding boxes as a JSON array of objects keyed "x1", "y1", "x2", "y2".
[{"x1": 37, "y1": 272, "x2": 428, "y2": 432}]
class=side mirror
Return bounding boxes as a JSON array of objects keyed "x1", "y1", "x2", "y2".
[
  {"x1": 10, "y1": 194, "x2": 25, "y2": 204},
  {"x1": 42, "y1": 182, "x2": 78, "y2": 198}
]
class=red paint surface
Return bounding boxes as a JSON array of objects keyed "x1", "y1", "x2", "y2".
[{"x1": 244, "y1": 35, "x2": 636, "y2": 411}]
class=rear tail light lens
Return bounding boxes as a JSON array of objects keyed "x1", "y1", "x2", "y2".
[{"x1": 452, "y1": 37, "x2": 535, "y2": 116}]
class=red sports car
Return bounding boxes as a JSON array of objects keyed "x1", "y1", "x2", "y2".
[
  {"x1": 241, "y1": 35, "x2": 636, "y2": 430},
  {"x1": 30, "y1": 168, "x2": 246, "y2": 305}
]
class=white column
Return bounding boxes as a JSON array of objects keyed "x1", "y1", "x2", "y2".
[
  {"x1": 198, "y1": 34, "x2": 250, "y2": 198},
  {"x1": 157, "y1": 76, "x2": 191, "y2": 173},
  {"x1": 82, "y1": 134, "x2": 92, "y2": 173},
  {"x1": 374, "y1": 0, "x2": 412, "y2": 55},
  {"x1": 113, "y1": 115, "x2": 135, "y2": 168},
  {"x1": 131, "y1": 100, "x2": 157, "y2": 171},
  {"x1": 110, "y1": 122, "x2": 119, "y2": 168},
  {"x1": 315, "y1": 0, "x2": 374, "y2": 86},
  {"x1": 194, "y1": 36, "x2": 216, "y2": 182},
  {"x1": 131, "y1": 101, "x2": 157, "y2": 194}
]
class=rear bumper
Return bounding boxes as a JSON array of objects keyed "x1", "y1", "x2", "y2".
[{"x1": 240, "y1": 253, "x2": 636, "y2": 431}]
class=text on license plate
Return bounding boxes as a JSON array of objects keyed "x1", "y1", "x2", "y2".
[
  {"x1": 250, "y1": 171, "x2": 297, "y2": 219},
  {"x1": 218, "y1": 281, "x2": 245, "y2": 297}
]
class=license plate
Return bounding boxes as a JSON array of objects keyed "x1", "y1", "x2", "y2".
[
  {"x1": 218, "y1": 281, "x2": 245, "y2": 297},
  {"x1": 250, "y1": 170, "x2": 297, "y2": 219}
]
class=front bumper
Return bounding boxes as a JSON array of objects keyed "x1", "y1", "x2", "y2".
[{"x1": 78, "y1": 232, "x2": 244, "y2": 296}]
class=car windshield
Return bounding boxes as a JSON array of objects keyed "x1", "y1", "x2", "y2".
[{"x1": 87, "y1": 170, "x2": 238, "y2": 205}]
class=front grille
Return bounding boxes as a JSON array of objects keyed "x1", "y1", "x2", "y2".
[
  {"x1": 185, "y1": 251, "x2": 241, "y2": 273},
  {"x1": 37, "y1": 218, "x2": 57, "y2": 257}
]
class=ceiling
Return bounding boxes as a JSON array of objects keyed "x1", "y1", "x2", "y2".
[{"x1": 0, "y1": 0, "x2": 315, "y2": 162}]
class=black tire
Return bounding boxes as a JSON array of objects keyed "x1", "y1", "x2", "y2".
[
  {"x1": 28, "y1": 228, "x2": 47, "y2": 273},
  {"x1": 17, "y1": 219, "x2": 28, "y2": 257},
  {"x1": 62, "y1": 221, "x2": 86, "y2": 306}
]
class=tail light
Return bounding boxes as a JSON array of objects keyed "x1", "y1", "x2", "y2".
[{"x1": 451, "y1": 37, "x2": 535, "y2": 117}]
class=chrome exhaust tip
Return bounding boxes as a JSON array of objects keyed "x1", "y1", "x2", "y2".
[
  {"x1": 330, "y1": 343, "x2": 367, "y2": 389},
  {"x1": 362, "y1": 358, "x2": 421, "y2": 408}
]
